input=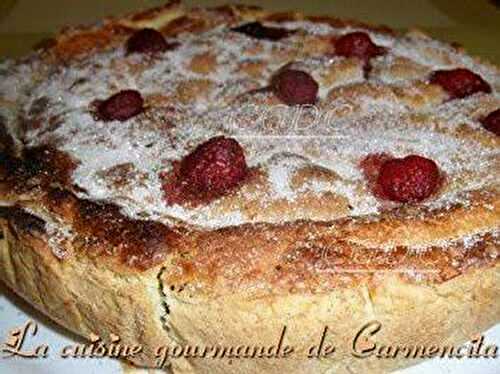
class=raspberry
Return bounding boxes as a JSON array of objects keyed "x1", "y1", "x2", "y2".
[
  {"x1": 231, "y1": 22, "x2": 294, "y2": 41},
  {"x1": 334, "y1": 32, "x2": 385, "y2": 61},
  {"x1": 180, "y1": 136, "x2": 248, "y2": 195},
  {"x1": 97, "y1": 90, "x2": 144, "y2": 122},
  {"x1": 126, "y1": 28, "x2": 178, "y2": 54},
  {"x1": 377, "y1": 155, "x2": 441, "y2": 203},
  {"x1": 480, "y1": 109, "x2": 500, "y2": 136},
  {"x1": 429, "y1": 68, "x2": 491, "y2": 99},
  {"x1": 271, "y1": 69, "x2": 319, "y2": 105}
]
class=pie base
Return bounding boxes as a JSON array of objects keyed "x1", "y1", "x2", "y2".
[{"x1": 2, "y1": 219, "x2": 499, "y2": 373}]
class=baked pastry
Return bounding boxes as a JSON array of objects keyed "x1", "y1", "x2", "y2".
[{"x1": 0, "y1": 1, "x2": 499, "y2": 373}]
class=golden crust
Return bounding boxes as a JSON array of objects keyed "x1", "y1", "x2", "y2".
[{"x1": 1, "y1": 221, "x2": 499, "y2": 373}]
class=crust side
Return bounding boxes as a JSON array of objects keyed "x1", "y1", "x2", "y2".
[
  {"x1": 1, "y1": 218, "x2": 499, "y2": 374},
  {"x1": 0, "y1": 217, "x2": 193, "y2": 372},
  {"x1": 164, "y1": 263, "x2": 500, "y2": 374}
]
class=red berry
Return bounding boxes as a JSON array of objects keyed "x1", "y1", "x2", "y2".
[
  {"x1": 334, "y1": 32, "x2": 385, "y2": 61},
  {"x1": 180, "y1": 136, "x2": 248, "y2": 195},
  {"x1": 271, "y1": 69, "x2": 319, "y2": 106},
  {"x1": 377, "y1": 155, "x2": 440, "y2": 203},
  {"x1": 480, "y1": 109, "x2": 500, "y2": 136},
  {"x1": 429, "y1": 68, "x2": 491, "y2": 99},
  {"x1": 97, "y1": 90, "x2": 144, "y2": 122},
  {"x1": 231, "y1": 22, "x2": 294, "y2": 41},
  {"x1": 126, "y1": 28, "x2": 178, "y2": 54}
]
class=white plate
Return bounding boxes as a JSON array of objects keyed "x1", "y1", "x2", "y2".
[{"x1": 1, "y1": 281, "x2": 499, "y2": 373}]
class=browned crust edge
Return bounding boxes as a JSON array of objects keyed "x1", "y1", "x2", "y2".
[
  {"x1": 33, "y1": 0, "x2": 398, "y2": 62},
  {"x1": 0, "y1": 220, "x2": 499, "y2": 374},
  {"x1": 0, "y1": 147, "x2": 498, "y2": 296}
]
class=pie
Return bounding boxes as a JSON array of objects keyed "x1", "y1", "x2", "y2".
[{"x1": 0, "y1": 1, "x2": 499, "y2": 373}]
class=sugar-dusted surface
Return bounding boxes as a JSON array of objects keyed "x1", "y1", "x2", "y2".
[{"x1": 0, "y1": 19, "x2": 499, "y2": 229}]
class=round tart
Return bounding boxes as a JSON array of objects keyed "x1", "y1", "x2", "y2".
[{"x1": 0, "y1": 2, "x2": 499, "y2": 373}]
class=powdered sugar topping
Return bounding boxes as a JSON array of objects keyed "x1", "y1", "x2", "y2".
[{"x1": 0, "y1": 17, "x2": 499, "y2": 229}]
